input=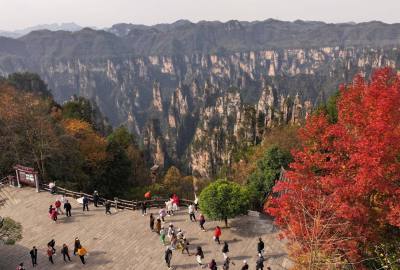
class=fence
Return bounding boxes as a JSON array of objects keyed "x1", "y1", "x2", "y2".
[{"x1": 39, "y1": 183, "x2": 194, "y2": 211}]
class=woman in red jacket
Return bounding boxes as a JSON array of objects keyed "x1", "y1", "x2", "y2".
[{"x1": 214, "y1": 226, "x2": 221, "y2": 244}]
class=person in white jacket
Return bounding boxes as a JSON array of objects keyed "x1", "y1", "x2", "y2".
[{"x1": 188, "y1": 204, "x2": 196, "y2": 221}]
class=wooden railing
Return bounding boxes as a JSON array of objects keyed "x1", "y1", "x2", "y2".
[{"x1": 40, "y1": 183, "x2": 194, "y2": 210}]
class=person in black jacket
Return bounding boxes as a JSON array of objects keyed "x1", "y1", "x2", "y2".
[
  {"x1": 257, "y1": 238, "x2": 265, "y2": 255},
  {"x1": 105, "y1": 200, "x2": 112, "y2": 215},
  {"x1": 73, "y1": 237, "x2": 81, "y2": 256},
  {"x1": 141, "y1": 201, "x2": 147, "y2": 216},
  {"x1": 241, "y1": 260, "x2": 249, "y2": 270},
  {"x1": 61, "y1": 243, "x2": 71, "y2": 262},
  {"x1": 29, "y1": 246, "x2": 38, "y2": 267},
  {"x1": 164, "y1": 246, "x2": 173, "y2": 268},
  {"x1": 64, "y1": 200, "x2": 72, "y2": 217},
  {"x1": 93, "y1": 191, "x2": 99, "y2": 207},
  {"x1": 222, "y1": 241, "x2": 229, "y2": 259},
  {"x1": 256, "y1": 253, "x2": 264, "y2": 270},
  {"x1": 82, "y1": 196, "x2": 89, "y2": 211},
  {"x1": 47, "y1": 239, "x2": 56, "y2": 254}
]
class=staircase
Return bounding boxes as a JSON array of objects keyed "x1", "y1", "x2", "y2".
[{"x1": 0, "y1": 178, "x2": 20, "y2": 207}]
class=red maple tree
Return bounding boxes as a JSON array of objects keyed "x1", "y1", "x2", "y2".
[{"x1": 267, "y1": 68, "x2": 400, "y2": 269}]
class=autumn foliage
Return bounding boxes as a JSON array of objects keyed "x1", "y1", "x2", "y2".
[{"x1": 267, "y1": 68, "x2": 400, "y2": 269}]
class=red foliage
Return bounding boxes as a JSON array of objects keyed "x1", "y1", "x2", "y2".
[{"x1": 267, "y1": 68, "x2": 400, "y2": 267}]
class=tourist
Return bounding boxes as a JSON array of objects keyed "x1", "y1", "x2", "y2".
[
  {"x1": 29, "y1": 246, "x2": 38, "y2": 267},
  {"x1": 170, "y1": 233, "x2": 178, "y2": 249},
  {"x1": 188, "y1": 203, "x2": 196, "y2": 222},
  {"x1": 47, "y1": 247, "x2": 54, "y2": 264},
  {"x1": 172, "y1": 194, "x2": 179, "y2": 211},
  {"x1": 256, "y1": 253, "x2": 264, "y2": 270},
  {"x1": 48, "y1": 205, "x2": 54, "y2": 214},
  {"x1": 73, "y1": 237, "x2": 81, "y2": 256},
  {"x1": 195, "y1": 246, "x2": 205, "y2": 267},
  {"x1": 241, "y1": 260, "x2": 249, "y2": 270},
  {"x1": 93, "y1": 191, "x2": 99, "y2": 207},
  {"x1": 194, "y1": 195, "x2": 199, "y2": 211},
  {"x1": 257, "y1": 237, "x2": 265, "y2": 255},
  {"x1": 50, "y1": 208, "x2": 58, "y2": 222},
  {"x1": 166, "y1": 200, "x2": 173, "y2": 216},
  {"x1": 181, "y1": 237, "x2": 190, "y2": 255},
  {"x1": 223, "y1": 256, "x2": 235, "y2": 270},
  {"x1": 82, "y1": 195, "x2": 89, "y2": 211},
  {"x1": 167, "y1": 224, "x2": 175, "y2": 240},
  {"x1": 160, "y1": 227, "x2": 166, "y2": 245},
  {"x1": 155, "y1": 218, "x2": 162, "y2": 234},
  {"x1": 214, "y1": 226, "x2": 221, "y2": 244},
  {"x1": 49, "y1": 182, "x2": 56, "y2": 194},
  {"x1": 16, "y1": 262, "x2": 25, "y2": 270},
  {"x1": 164, "y1": 246, "x2": 173, "y2": 269},
  {"x1": 150, "y1": 213, "x2": 155, "y2": 231},
  {"x1": 47, "y1": 239, "x2": 56, "y2": 254},
  {"x1": 159, "y1": 207, "x2": 167, "y2": 222},
  {"x1": 64, "y1": 200, "x2": 72, "y2": 217},
  {"x1": 141, "y1": 201, "x2": 147, "y2": 216},
  {"x1": 208, "y1": 259, "x2": 217, "y2": 270},
  {"x1": 55, "y1": 199, "x2": 63, "y2": 214},
  {"x1": 77, "y1": 245, "x2": 87, "y2": 264},
  {"x1": 61, "y1": 243, "x2": 71, "y2": 262},
  {"x1": 199, "y1": 214, "x2": 206, "y2": 231},
  {"x1": 105, "y1": 200, "x2": 112, "y2": 215},
  {"x1": 222, "y1": 241, "x2": 229, "y2": 259}
]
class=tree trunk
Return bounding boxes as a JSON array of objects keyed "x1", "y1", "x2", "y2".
[{"x1": 224, "y1": 217, "x2": 228, "y2": 227}]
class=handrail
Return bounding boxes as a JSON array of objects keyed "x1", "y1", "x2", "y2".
[{"x1": 39, "y1": 183, "x2": 194, "y2": 210}]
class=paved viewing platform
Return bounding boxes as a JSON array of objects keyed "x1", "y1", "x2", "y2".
[{"x1": 0, "y1": 186, "x2": 292, "y2": 269}]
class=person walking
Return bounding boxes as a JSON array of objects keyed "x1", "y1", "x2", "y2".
[
  {"x1": 214, "y1": 226, "x2": 221, "y2": 245},
  {"x1": 61, "y1": 243, "x2": 71, "y2": 262},
  {"x1": 223, "y1": 257, "x2": 235, "y2": 270},
  {"x1": 195, "y1": 246, "x2": 204, "y2": 267},
  {"x1": 105, "y1": 200, "x2": 112, "y2": 215},
  {"x1": 150, "y1": 213, "x2": 155, "y2": 231},
  {"x1": 222, "y1": 241, "x2": 229, "y2": 259},
  {"x1": 155, "y1": 218, "x2": 162, "y2": 234},
  {"x1": 160, "y1": 227, "x2": 166, "y2": 245},
  {"x1": 199, "y1": 214, "x2": 206, "y2": 231},
  {"x1": 188, "y1": 204, "x2": 196, "y2": 222},
  {"x1": 194, "y1": 196, "x2": 199, "y2": 212},
  {"x1": 47, "y1": 239, "x2": 56, "y2": 254},
  {"x1": 141, "y1": 201, "x2": 147, "y2": 216},
  {"x1": 47, "y1": 247, "x2": 54, "y2": 264},
  {"x1": 64, "y1": 200, "x2": 72, "y2": 217},
  {"x1": 93, "y1": 191, "x2": 99, "y2": 207},
  {"x1": 241, "y1": 260, "x2": 249, "y2": 270},
  {"x1": 166, "y1": 200, "x2": 173, "y2": 216},
  {"x1": 50, "y1": 208, "x2": 58, "y2": 222},
  {"x1": 181, "y1": 237, "x2": 190, "y2": 256},
  {"x1": 257, "y1": 238, "x2": 265, "y2": 255},
  {"x1": 164, "y1": 246, "x2": 173, "y2": 269},
  {"x1": 159, "y1": 207, "x2": 167, "y2": 222},
  {"x1": 77, "y1": 245, "x2": 87, "y2": 264},
  {"x1": 208, "y1": 259, "x2": 217, "y2": 270},
  {"x1": 48, "y1": 205, "x2": 54, "y2": 214},
  {"x1": 256, "y1": 253, "x2": 264, "y2": 270},
  {"x1": 73, "y1": 237, "x2": 81, "y2": 256},
  {"x1": 55, "y1": 199, "x2": 63, "y2": 215},
  {"x1": 82, "y1": 195, "x2": 89, "y2": 211},
  {"x1": 29, "y1": 246, "x2": 38, "y2": 267}
]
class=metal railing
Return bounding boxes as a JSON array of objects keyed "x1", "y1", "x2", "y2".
[{"x1": 40, "y1": 183, "x2": 194, "y2": 210}]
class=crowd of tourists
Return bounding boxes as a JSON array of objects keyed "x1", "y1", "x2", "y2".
[
  {"x1": 16, "y1": 237, "x2": 87, "y2": 269},
  {"x1": 16, "y1": 191, "x2": 272, "y2": 269}
]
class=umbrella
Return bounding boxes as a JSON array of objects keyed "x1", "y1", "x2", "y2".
[{"x1": 144, "y1": 191, "x2": 151, "y2": 199}]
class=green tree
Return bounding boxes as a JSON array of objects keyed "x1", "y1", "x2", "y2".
[
  {"x1": 6, "y1": 72, "x2": 51, "y2": 97},
  {"x1": 0, "y1": 217, "x2": 22, "y2": 245},
  {"x1": 247, "y1": 145, "x2": 292, "y2": 210},
  {"x1": 199, "y1": 179, "x2": 249, "y2": 227},
  {"x1": 95, "y1": 141, "x2": 132, "y2": 198}
]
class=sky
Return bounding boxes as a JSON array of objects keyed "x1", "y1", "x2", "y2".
[{"x1": 0, "y1": 0, "x2": 399, "y2": 31}]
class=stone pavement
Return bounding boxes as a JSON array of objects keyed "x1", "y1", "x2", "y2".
[{"x1": 0, "y1": 186, "x2": 292, "y2": 269}]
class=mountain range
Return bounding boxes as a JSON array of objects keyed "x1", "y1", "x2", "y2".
[{"x1": 0, "y1": 19, "x2": 400, "y2": 177}]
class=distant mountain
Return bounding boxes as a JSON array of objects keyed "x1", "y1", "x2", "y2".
[
  {"x1": 1, "y1": 19, "x2": 400, "y2": 176},
  {"x1": 0, "y1": 23, "x2": 82, "y2": 38}
]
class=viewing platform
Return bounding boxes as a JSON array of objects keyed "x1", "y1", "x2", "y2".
[{"x1": 0, "y1": 186, "x2": 292, "y2": 269}]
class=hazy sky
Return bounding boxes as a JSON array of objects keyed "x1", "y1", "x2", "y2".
[{"x1": 1, "y1": 0, "x2": 399, "y2": 31}]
